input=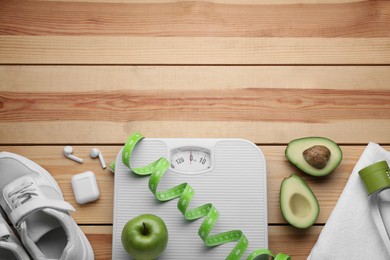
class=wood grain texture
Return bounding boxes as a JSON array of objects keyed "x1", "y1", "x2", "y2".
[
  {"x1": 1, "y1": 1, "x2": 389, "y2": 37},
  {"x1": 81, "y1": 226, "x2": 113, "y2": 260},
  {"x1": 0, "y1": 145, "x2": 375, "y2": 224},
  {"x1": 1, "y1": 0, "x2": 389, "y2": 258},
  {"x1": 267, "y1": 226, "x2": 321, "y2": 260},
  {"x1": 81, "y1": 225, "x2": 321, "y2": 260},
  {"x1": 1, "y1": 65, "x2": 389, "y2": 144},
  {"x1": 2, "y1": 120, "x2": 390, "y2": 145},
  {"x1": 27, "y1": 0, "x2": 370, "y2": 4},
  {"x1": 1, "y1": 36, "x2": 390, "y2": 64},
  {"x1": 2, "y1": 89, "x2": 389, "y2": 122},
  {"x1": 3, "y1": 66, "x2": 390, "y2": 92}
]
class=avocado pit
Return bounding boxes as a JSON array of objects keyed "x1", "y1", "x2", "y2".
[{"x1": 302, "y1": 145, "x2": 331, "y2": 169}]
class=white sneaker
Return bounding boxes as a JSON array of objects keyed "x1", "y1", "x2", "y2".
[
  {"x1": 0, "y1": 212, "x2": 30, "y2": 260},
  {"x1": 0, "y1": 152, "x2": 94, "y2": 260}
]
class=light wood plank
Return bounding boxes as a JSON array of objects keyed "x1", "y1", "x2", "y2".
[
  {"x1": 30, "y1": 0, "x2": 367, "y2": 4},
  {"x1": 2, "y1": 66, "x2": 390, "y2": 92},
  {"x1": 0, "y1": 145, "x2": 378, "y2": 224},
  {"x1": 1, "y1": 1, "x2": 385, "y2": 259},
  {"x1": 81, "y1": 225, "x2": 321, "y2": 260},
  {"x1": 1, "y1": 65, "x2": 389, "y2": 144},
  {"x1": 81, "y1": 226, "x2": 113, "y2": 260},
  {"x1": 2, "y1": 1, "x2": 389, "y2": 37},
  {"x1": 268, "y1": 226, "x2": 321, "y2": 259},
  {"x1": 1, "y1": 36, "x2": 390, "y2": 64},
  {"x1": 1, "y1": 120, "x2": 390, "y2": 144},
  {"x1": 2, "y1": 89, "x2": 389, "y2": 122}
]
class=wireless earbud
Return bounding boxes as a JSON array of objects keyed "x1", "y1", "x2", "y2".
[
  {"x1": 90, "y1": 148, "x2": 106, "y2": 169},
  {"x1": 63, "y1": 146, "x2": 83, "y2": 164}
]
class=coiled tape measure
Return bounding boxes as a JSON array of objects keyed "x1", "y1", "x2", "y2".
[{"x1": 112, "y1": 132, "x2": 290, "y2": 260}]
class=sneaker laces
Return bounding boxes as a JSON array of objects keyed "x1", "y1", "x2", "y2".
[{"x1": 8, "y1": 181, "x2": 38, "y2": 208}]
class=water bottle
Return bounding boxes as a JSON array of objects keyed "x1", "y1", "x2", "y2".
[{"x1": 359, "y1": 160, "x2": 390, "y2": 255}]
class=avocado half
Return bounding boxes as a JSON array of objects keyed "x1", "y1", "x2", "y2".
[
  {"x1": 285, "y1": 137, "x2": 342, "y2": 177},
  {"x1": 280, "y1": 175, "x2": 320, "y2": 229}
]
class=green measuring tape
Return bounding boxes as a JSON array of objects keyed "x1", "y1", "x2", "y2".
[{"x1": 117, "y1": 132, "x2": 291, "y2": 260}]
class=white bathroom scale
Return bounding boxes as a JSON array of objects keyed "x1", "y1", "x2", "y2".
[{"x1": 112, "y1": 138, "x2": 268, "y2": 259}]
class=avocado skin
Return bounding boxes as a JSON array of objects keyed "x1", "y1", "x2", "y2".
[
  {"x1": 280, "y1": 174, "x2": 320, "y2": 229},
  {"x1": 285, "y1": 137, "x2": 343, "y2": 177}
]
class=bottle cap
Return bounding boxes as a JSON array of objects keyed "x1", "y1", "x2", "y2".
[{"x1": 359, "y1": 161, "x2": 390, "y2": 195}]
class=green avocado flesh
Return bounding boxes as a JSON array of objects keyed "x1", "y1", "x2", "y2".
[
  {"x1": 285, "y1": 137, "x2": 342, "y2": 176},
  {"x1": 280, "y1": 175, "x2": 319, "y2": 229}
]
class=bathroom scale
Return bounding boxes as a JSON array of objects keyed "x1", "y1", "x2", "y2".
[{"x1": 112, "y1": 137, "x2": 268, "y2": 259}]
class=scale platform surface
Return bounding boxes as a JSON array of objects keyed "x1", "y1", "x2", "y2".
[{"x1": 112, "y1": 138, "x2": 268, "y2": 259}]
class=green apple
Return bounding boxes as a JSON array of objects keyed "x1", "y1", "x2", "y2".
[{"x1": 121, "y1": 214, "x2": 168, "y2": 260}]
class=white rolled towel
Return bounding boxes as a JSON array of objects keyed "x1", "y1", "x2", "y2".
[{"x1": 308, "y1": 142, "x2": 390, "y2": 260}]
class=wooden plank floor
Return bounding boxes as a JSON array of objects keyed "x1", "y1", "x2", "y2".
[{"x1": 1, "y1": 1, "x2": 389, "y2": 259}]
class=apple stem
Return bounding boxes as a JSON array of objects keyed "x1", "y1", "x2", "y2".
[{"x1": 142, "y1": 222, "x2": 148, "y2": 236}]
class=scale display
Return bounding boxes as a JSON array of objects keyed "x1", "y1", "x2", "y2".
[
  {"x1": 170, "y1": 146, "x2": 212, "y2": 174},
  {"x1": 112, "y1": 138, "x2": 268, "y2": 259}
]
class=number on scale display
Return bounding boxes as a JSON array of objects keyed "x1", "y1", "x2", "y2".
[{"x1": 170, "y1": 147, "x2": 211, "y2": 173}]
